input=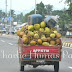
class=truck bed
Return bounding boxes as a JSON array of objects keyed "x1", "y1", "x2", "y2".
[{"x1": 18, "y1": 38, "x2": 62, "y2": 61}]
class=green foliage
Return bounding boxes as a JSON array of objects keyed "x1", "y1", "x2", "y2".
[
  {"x1": 8, "y1": 9, "x2": 16, "y2": 22},
  {"x1": 22, "y1": 10, "x2": 34, "y2": 23},
  {"x1": 65, "y1": 0, "x2": 72, "y2": 4},
  {"x1": 52, "y1": 10, "x2": 63, "y2": 16},
  {"x1": 68, "y1": 3, "x2": 72, "y2": 19},
  {"x1": 0, "y1": 0, "x2": 71, "y2": 25},
  {"x1": 15, "y1": 13, "x2": 23, "y2": 22},
  {"x1": 58, "y1": 12, "x2": 70, "y2": 31},
  {"x1": 57, "y1": 0, "x2": 72, "y2": 31},
  {"x1": 8, "y1": 9, "x2": 16, "y2": 17},
  {"x1": 0, "y1": 10, "x2": 6, "y2": 19},
  {"x1": 37, "y1": 1, "x2": 45, "y2": 15},
  {"x1": 69, "y1": 3, "x2": 72, "y2": 10},
  {"x1": 45, "y1": 4, "x2": 53, "y2": 15},
  {"x1": 22, "y1": 2, "x2": 53, "y2": 22}
]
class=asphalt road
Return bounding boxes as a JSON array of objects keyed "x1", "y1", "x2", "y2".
[{"x1": 0, "y1": 35, "x2": 72, "y2": 72}]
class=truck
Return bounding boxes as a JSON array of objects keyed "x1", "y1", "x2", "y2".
[
  {"x1": 18, "y1": 38, "x2": 62, "y2": 72},
  {"x1": 18, "y1": 14, "x2": 62, "y2": 72}
]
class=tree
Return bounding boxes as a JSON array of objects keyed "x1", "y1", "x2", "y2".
[
  {"x1": 45, "y1": 4, "x2": 53, "y2": 15},
  {"x1": 37, "y1": 2, "x2": 45, "y2": 15},
  {"x1": 65, "y1": 0, "x2": 72, "y2": 4},
  {"x1": 52, "y1": 10, "x2": 63, "y2": 16},
  {"x1": 16, "y1": 13, "x2": 23, "y2": 22},
  {"x1": 0, "y1": 10, "x2": 6, "y2": 17},
  {"x1": 2, "y1": 12, "x2": 6, "y2": 17},
  {"x1": 0, "y1": 10, "x2": 3, "y2": 18},
  {"x1": 65, "y1": 1, "x2": 72, "y2": 19},
  {"x1": 22, "y1": 10, "x2": 34, "y2": 23},
  {"x1": 9, "y1": 9, "x2": 16, "y2": 17},
  {"x1": 58, "y1": 12, "x2": 70, "y2": 31}
]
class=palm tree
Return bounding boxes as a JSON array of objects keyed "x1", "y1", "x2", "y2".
[{"x1": 45, "y1": 4, "x2": 53, "y2": 15}]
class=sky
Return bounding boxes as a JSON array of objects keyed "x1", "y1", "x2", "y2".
[{"x1": 0, "y1": 0, "x2": 68, "y2": 15}]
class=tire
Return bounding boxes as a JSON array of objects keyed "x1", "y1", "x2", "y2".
[
  {"x1": 33, "y1": 65, "x2": 38, "y2": 68},
  {"x1": 54, "y1": 62, "x2": 59, "y2": 72},
  {"x1": 18, "y1": 53, "x2": 20, "y2": 63},
  {"x1": 19, "y1": 54, "x2": 24, "y2": 71},
  {"x1": 20, "y1": 65, "x2": 24, "y2": 71}
]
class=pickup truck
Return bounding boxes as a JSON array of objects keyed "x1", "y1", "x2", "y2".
[{"x1": 18, "y1": 37, "x2": 62, "y2": 72}]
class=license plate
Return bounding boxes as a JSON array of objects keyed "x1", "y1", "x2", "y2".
[
  {"x1": 36, "y1": 60, "x2": 45, "y2": 63},
  {"x1": 24, "y1": 57, "x2": 30, "y2": 59}
]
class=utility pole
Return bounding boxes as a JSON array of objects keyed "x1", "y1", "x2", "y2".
[
  {"x1": 4, "y1": 0, "x2": 7, "y2": 28},
  {"x1": 6, "y1": 0, "x2": 7, "y2": 16},
  {"x1": 35, "y1": 0, "x2": 36, "y2": 14},
  {"x1": 5, "y1": 0, "x2": 8, "y2": 28},
  {"x1": 10, "y1": 0, "x2": 12, "y2": 34}
]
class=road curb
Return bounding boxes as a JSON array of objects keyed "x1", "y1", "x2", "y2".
[{"x1": 62, "y1": 41, "x2": 72, "y2": 48}]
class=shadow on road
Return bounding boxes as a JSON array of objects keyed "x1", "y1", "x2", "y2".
[{"x1": 23, "y1": 69, "x2": 54, "y2": 72}]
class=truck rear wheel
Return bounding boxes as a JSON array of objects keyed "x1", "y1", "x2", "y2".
[
  {"x1": 20, "y1": 65, "x2": 24, "y2": 71},
  {"x1": 19, "y1": 54, "x2": 24, "y2": 71},
  {"x1": 54, "y1": 62, "x2": 59, "y2": 72},
  {"x1": 33, "y1": 65, "x2": 38, "y2": 68}
]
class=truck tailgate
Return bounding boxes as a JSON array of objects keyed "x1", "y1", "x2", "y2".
[{"x1": 21, "y1": 46, "x2": 61, "y2": 61}]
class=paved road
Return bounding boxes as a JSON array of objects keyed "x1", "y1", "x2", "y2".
[{"x1": 0, "y1": 35, "x2": 72, "y2": 72}]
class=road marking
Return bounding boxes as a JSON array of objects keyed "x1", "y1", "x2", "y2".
[
  {"x1": 68, "y1": 66, "x2": 72, "y2": 69},
  {"x1": 1, "y1": 40, "x2": 5, "y2": 42},
  {"x1": 8, "y1": 43, "x2": 13, "y2": 45},
  {"x1": 62, "y1": 46, "x2": 72, "y2": 49}
]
